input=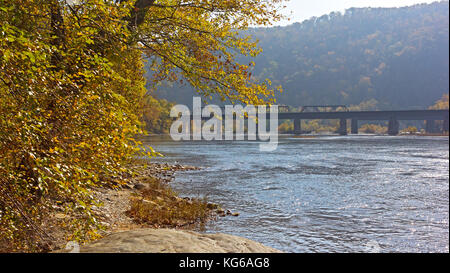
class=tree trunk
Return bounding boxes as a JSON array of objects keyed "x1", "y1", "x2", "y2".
[{"x1": 124, "y1": 0, "x2": 156, "y2": 27}]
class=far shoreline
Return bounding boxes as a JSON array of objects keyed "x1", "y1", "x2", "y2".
[{"x1": 142, "y1": 132, "x2": 449, "y2": 138}]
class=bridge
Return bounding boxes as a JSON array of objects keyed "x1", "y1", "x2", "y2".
[
  {"x1": 195, "y1": 106, "x2": 449, "y2": 135},
  {"x1": 277, "y1": 109, "x2": 449, "y2": 135}
]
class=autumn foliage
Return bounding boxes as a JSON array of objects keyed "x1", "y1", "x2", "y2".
[
  {"x1": 0, "y1": 0, "x2": 284, "y2": 251},
  {"x1": 429, "y1": 94, "x2": 449, "y2": 110}
]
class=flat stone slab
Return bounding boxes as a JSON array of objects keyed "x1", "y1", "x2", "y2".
[{"x1": 60, "y1": 228, "x2": 281, "y2": 253}]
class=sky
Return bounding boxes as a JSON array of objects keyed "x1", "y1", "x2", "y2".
[{"x1": 277, "y1": 0, "x2": 440, "y2": 25}]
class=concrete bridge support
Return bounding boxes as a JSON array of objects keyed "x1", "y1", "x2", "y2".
[
  {"x1": 388, "y1": 117, "x2": 399, "y2": 135},
  {"x1": 294, "y1": 119, "x2": 302, "y2": 135},
  {"x1": 338, "y1": 119, "x2": 347, "y2": 135},
  {"x1": 425, "y1": 120, "x2": 439, "y2": 134},
  {"x1": 351, "y1": 119, "x2": 358, "y2": 134}
]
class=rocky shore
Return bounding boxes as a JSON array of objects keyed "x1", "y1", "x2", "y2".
[{"x1": 53, "y1": 162, "x2": 279, "y2": 253}]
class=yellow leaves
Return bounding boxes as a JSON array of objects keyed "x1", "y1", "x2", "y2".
[
  {"x1": 0, "y1": 0, "x2": 151, "y2": 248},
  {"x1": 147, "y1": 146, "x2": 163, "y2": 158},
  {"x1": 429, "y1": 93, "x2": 449, "y2": 110},
  {"x1": 87, "y1": 94, "x2": 100, "y2": 101},
  {"x1": 140, "y1": 0, "x2": 285, "y2": 105},
  {"x1": 1, "y1": 0, "x2": 286, "y2": 250},
  {"x1": 49, "y1": 146, "x2": 65, "y2": 155}
]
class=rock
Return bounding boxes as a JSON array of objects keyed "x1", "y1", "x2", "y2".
[
  {"x1": 206, "y1": 203, "x2": 219, "y2": 209},
  {"x1": 216, "y1": 208, "x2": 225, "y2": 214},
  {"x1": 170, "y1": 196, "x2": 182, "y2": 202},
  {"x1": 55, "y1": 229, "x2": 281, "y2": 253},
  {"x1": 54, "y1": 213, "x2": 68, "y2": 219},
  {"x1": 142, "y1": 199, "x2": 158, "y2": 206},
  {"x1": 226, "y1": 210, "x2": 232, "y2": 216},
  {"x1": 231, "y1": 212, "x2": 240, "y2": 217},
  {"x1": 133, "y1": 183, "x2": 146, "y2": 190}
]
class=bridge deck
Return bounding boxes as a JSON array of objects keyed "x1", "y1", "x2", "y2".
[
  {"x1": 277, "y1": 110, "x2": 449, "y2": 120},
  {"x1": 197, "y1": 109, "x2": 449, "y2": 121}
]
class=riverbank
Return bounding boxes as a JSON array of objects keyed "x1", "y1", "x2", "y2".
[{"x1": 50, "y1": 161, "x2": 270, "y2": 253}]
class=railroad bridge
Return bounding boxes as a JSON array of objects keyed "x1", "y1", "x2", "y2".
[
  {"x1": 277, "y1": 106, "x2": 449, "y2": 135},
  {"x1": 192, "y1": 104, "x2": 449, "y2": 135}
]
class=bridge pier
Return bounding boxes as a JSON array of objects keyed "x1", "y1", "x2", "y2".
[
  {"x1": 338, "y1": 119, "x2": 347, "y2": 135},
  {"x1": 294, "y1": 119, "x2": 302, "y2": 135},
  {"x1": 351, "y1": 119, "x2": 358, "y2": 134},
  {"x1": 425, "y1": 120, "x2": 439, "y2": 134},
  {"x1": 444, "y1": 118, "x2": 449, "y2": 133},
  {"x1": 388, "y1": 117, "x2": 399, "y2": 135}
]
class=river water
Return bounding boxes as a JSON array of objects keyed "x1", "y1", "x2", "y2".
[{"x1": 144, "y1": 135, "x2": 449, "y2": 253}]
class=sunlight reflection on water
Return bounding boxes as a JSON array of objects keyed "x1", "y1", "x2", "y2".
[{"x1": 144, "y1": 135, "x2": 449, "y2": 253}]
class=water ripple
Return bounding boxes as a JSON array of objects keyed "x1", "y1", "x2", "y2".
[{"x1": 147, "y1": 135, "x2": 449, "y2": 253}]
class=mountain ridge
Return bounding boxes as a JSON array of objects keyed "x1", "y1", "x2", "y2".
[{"x1": 153, "y1": 1, "x2": 449, "y2": 110}]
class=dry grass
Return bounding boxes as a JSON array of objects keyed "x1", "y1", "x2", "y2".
[{"x1": 126, "y1": 177, "x2": 214, "y2": 228}]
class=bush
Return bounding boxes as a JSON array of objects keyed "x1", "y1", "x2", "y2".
[{"x1": 127, "y1": 177, "x2": 211, "y2": 228}]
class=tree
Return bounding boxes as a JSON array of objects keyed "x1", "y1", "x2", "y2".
[
  {"x1": 429, "y1": 93, "x2": 449, "y2": 110},
  {"x1": 142, "y1": 95, "x2": 174, "y2": 134},
  {"x1": 0, "y1": 0, "x2": 285, "y2": 251},
  {"x1": 427, "y1": 93, "x2": 449, "y2": 133},
  {"x1": 134, "y1": 0, "x2": 284, "y2": 105}
]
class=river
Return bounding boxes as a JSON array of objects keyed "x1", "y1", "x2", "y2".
[{"x1": 143, "y1": 135, "x2": 449, "y2": 253}]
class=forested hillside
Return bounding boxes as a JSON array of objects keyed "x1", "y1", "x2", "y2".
[{"x1": 155, "y1": 1, "x2": 449, "y2": 109}]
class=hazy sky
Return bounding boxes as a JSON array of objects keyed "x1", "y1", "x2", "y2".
[{"x1": 278, "y1": 0, "x2": 440, "y2": 25}]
